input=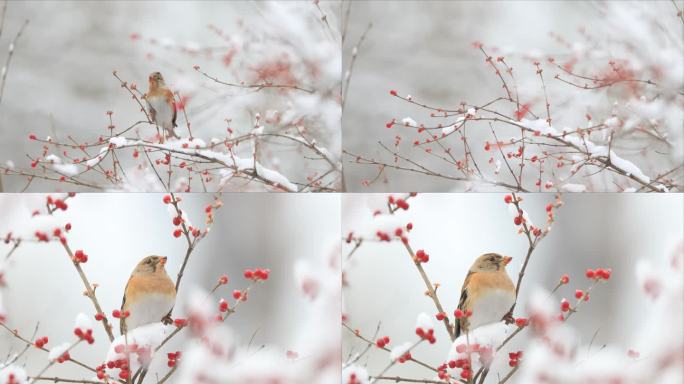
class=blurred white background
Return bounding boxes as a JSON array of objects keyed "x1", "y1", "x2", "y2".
[
  {"x1": 0, "y1": 193, "x2": 340, "y2": 380},
  {"x1": 0, "y1": 0, "x2": 340, "y2": 192},
  {"x1": 343, "y1": 1, "x2": 683, "y2": 192},
  {"x1": 342, "y1": 193, "x2": 683, "y2": 382}
]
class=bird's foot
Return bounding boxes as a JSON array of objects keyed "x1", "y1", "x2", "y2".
[
  {"x1": 161, "y1": 313, "x2": 173, "y2": 325},
  {"x1": 502, "y1": 311, "x2": 515, "y2": 324}
]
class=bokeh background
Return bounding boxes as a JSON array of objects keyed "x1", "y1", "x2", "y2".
[
  {"x1": 342, "y1": 193, "x2": 683, "y2": 382},
  {"x1": 0, "y1": 193, "x2": 340, "y2": 380},
  {"x1": 0, "y1": 0, "x2": 340, "y2": 192},
  {"x1": 342, "y1": 1, "x2": 684, "y2": 192}
]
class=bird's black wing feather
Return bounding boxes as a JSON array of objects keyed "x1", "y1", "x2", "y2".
[
  {"x1": 455, "y1": 271, "x2": 472, "y2": 338},
  {"x1": 119, "y1": 281, "x2": 128, "y2": 335}
]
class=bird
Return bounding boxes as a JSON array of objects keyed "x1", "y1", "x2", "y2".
[
  {"x1": 144, "y1": 72, "x2": 179, "y2": 142},
  {"x1": 454, "y1": 253, "x2": 515, "y2": 338},
  {"x1": 120, "y1": 255, "x2": 176, "y2": 335}
]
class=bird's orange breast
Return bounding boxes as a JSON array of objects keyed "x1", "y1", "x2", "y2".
[
  {"x1": 124, "y1": 274, "x2": 176, "y2": 310},
  {"x1": 467, "y1": 271, "x2": 515, "y2": 299}
]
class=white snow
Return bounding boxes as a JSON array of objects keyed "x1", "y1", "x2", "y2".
[
  {"x1": 254, "y1": 162, "x2": 298, "y2": 191},
  {"x1": 105, "y1": 323, "x2": 173, "y2": 373},
  {"x1": 442, "y1": 116, "x2": 465, "y2": 135},
  {"x1": 74, "y1": 312, "x2": 93, "y2": 331},
  {"x1": 85, "y1": 147, "x2": 109, "y2": 167},
  {"x1": 0, "y1": 365, "x2": 27, "y2": 384},
  {"x1": 520, "y1": 118, "x2": 651, "y2": 184},
  {"x1": 108, "y1": 136, "x2": 128, "y2": 148},
  {"x1": 53, "y1": 163, "x2": 79, "y2": 176},
  {"x1": 98, "y1": 140, "x2": 299, "y2": 191},
  {"x1": 48, "y1": 342, "x2": 71, "y2": 361},
  {"x1": 401, "y1": 117, "x2": 417, "y2": 127},
  {"x1": 45, "y1": 154, "x2": 61, "y2": 163},
  {"x1": 389, "y1": 342, "x2": 412, "y2": 361},
  {"x1": 415, "y1": 312, "x2": 434, "y2": 331},
  {"x1": 446, "y1": 322, "x2": 514, "y2": 373},
  {"x1": 342, "y1": 365, "x2": 369, "y2": 384}
]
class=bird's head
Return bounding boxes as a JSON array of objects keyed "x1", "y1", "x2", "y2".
[
  {"x1": 148, "y1": 71, "x2": 165, "y2": 87},
  {"x1": 471, "y1": 253, "x2": 512, "y2": 272},
  {"x1": 134, "y1": 255, "x2": 168, "y2": 275}
]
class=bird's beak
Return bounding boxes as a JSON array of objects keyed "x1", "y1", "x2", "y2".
[
  {"x1": 503, "y1": 256, "x2": 512, "y2": 266},
  {"x1": 159, "y1": 257, "x2": 167, "y2": 266}
]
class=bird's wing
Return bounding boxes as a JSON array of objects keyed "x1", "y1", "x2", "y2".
[
  {"x1": 455, "y1": 271, "x2": 474, "y2": 338},
  {"x1": 164, "y1": 89, "x2": 177, "y2": 128},
  {"x1": 120, "y1": 280, "x2": 129, "y2": 335}
]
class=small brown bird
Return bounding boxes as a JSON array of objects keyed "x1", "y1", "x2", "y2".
[
  {"x1": 144, "y1": 72, "x2": 179, "y2": 141},
  {"x1": 120, "y1": 255, "x2": 176, "y2": 335},
  {"x1": 455, "y1": 253, "x2": 515, "y2": 337}
]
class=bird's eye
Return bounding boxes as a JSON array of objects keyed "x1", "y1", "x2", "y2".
[{"x1": 145, "y1": 259, "x2": 152, "y2": 264}]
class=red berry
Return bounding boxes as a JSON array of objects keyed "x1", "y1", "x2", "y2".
[
  {"x1": 218, "y1": 299, "x2": 229, "y2": 313},
  {"x1": 560, "y1": 298, "x2": 570, "y2": 312},
  {"x1": 218, "y1": 275, "x2": 228, "y2": 285},
  {"x1": 514, "y1": 216, "x2": 523, "y2": 225},
  {"x1": 504, "y1": 195, "x2": 513, "y2": 204},
  {"x1": 586, "y1": 269, "x2": 596, "y2": 279},
  {"x1": 163, "y1": 195, "x2": 172, "y2": 204},
  {"x1": 389, "y1": 90, "x2": 398, "y2": 96},
  {"x1": 575, "y1": 289, "x2": 584, "y2": 299},
  {"x1": 232, "y1": 290, "x2": 242, "y2": 299},
  {"x1": 173, "y1": 229, "x2": 182, "y2": 238},
  {"x1": 560, "y1": 274, "x2": 569, "y2": 284},
  {"x1": 597, "y1": 268, "x2": 612, "y2": 280}
]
